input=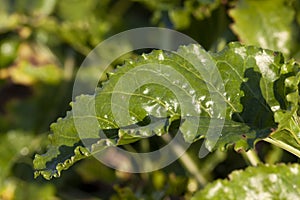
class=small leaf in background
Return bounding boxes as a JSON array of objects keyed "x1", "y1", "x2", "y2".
[
  {"x1": 229, "y1": 0, "x2": 296, "y2": 57},
  {"x1": 8, "y1": 62, "x2": 63, "y2": 85},
  {"x1": 169, "y1": 9, "x2": 190, "y2": 29},
  {"x1": 267, "y1": 57, "x2": 300, "y2": 157},
  {"x1": 136, "y1": 0, "x2": 220, "y2": 29},
  {"x1": 0, "y1": 131, "x2": 58, "y2": 199},
  {"x1": 192, "y1": 163, "x2": 300, "y2": 200},
  {"x1": 0, "y1": 42, "x2": 63, "y2": 85},
  {"x1": 0, "y1": 131, "x2": 34, "y2": 183},
  {"x1": 0, "y1": 38, "x2": 20, "y2": 68}
]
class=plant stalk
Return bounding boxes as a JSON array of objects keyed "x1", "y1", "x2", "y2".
[
  {"x1": 242, "y1": 149, "x2": 261, "y2": 166},
  {"x1": 264, "y1": 137, "x2": 300, "y2": 158},
  {"x1": 162, "y1": 134, "x2": 207, "y2": 187}
]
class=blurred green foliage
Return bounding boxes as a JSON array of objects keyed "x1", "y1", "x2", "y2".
[{"x1": 1, "y1": 0, "x2": 300, "y2": 199}]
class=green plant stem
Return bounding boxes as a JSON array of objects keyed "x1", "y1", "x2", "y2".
[
  {"x1": 264, "y1": 137, "x2": 300, "y2": 158},
  {"x1": 161, "y1": 135, "x2": 207, "y2": 187},
  {"x1": 242, "y1": 149, "x2": 261, "y2": 166}
]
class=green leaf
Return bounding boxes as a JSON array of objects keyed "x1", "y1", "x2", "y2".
[
  {"x1": 265, "y1": 58, "x2": 300, "y2": 157},
  {"x1": 33, "y1": 95, "x2": 95, "y2": 180},
  {"x1": 1, "y1": 177, "x2": 58, "y2": 200},
  {"x1": 9, "y1": 61, "x2": 63, "y2": 85},
  {"x1": 136, "y1": 0, "x2": 220, "y2": 29},
  {"x1": 0, "y1": 131, "x2": 58, "y2": 199},
  {"x1": 34, "y1": 42, "x2": 299, "y2": 179},
  {"x1": 229, "y1": 0, "x2": 296, "y2": 56},
  {"x1": 0, "y1": 38, "x2": 20, "y2": 68},
  {"x1": 191, "y1": 163, "x2": 300, "y2": 200},
  {"x1": 0, "y1": 131, "x2": 35, "y2": 185}
]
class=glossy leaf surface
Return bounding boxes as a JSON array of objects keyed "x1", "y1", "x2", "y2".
[
  {"x1": 192, "y1": 164, "x2": 300, "y2": 200},
  {"x1": 229, "y1": 0, "x2": 295, "y2": 56},
  {"x1": 34, "y1": 42, "x2": 300, "y2": 179}
]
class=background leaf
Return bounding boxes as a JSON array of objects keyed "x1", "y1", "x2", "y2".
[
  {"x1": 192, "y1": 163, "x2": 300, "y2": 200},
  {"x1": 229, "y1": 0, "x2": 296, "y2": 57}
]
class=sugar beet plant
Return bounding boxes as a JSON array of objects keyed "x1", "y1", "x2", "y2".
[
  {"x1": 34, "y1": 42, "x2": 300, "y2": 199},
  {"x1": 3, "y1": 0, "x2": 300, "y2": 199}
]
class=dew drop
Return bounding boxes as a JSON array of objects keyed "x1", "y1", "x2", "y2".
[
  {"x1": 290, "y1": 166, "x2": 299, "y2": 175},
  {"x1": 271, "y1": 105, "x2": 280, "y2": 112},
  {"x1": 143, "y1": 88, "x2": 150, "y2": 94},
  {"x1": 199, "y1": 96, "x2": 206, "y2": 101},
  {"x1": 195, "y1": 104, "x2": 201, "y2": 114},
  {"x1": 158, "y1": 52, "x2": 164, "y2": 61},
  {"x1": 173, "y1": 80, "x2": 179, "y2": 85},
  {"x1": 20, "y1": 147, "x2": 29, "y2": 156},
  {"x1": 269, "y1": 174, "x2": 277, "y2": 182},
  {"x1": 182, "y1": 83, "x2": 188, "y2": 89},
  {"x1": 205, "y1": 100, "x2": 213, "y2": 107},
  {"x1": 189, "y1": 90, "x2": 195, "y2": 95}
]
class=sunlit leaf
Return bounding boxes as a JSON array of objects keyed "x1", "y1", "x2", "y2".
[
  {"x1": 229, "y1": 0, "x2": 296, "y2": 56},
  {"x1": 0, "y1": 131, "x2": 35, "y2": 184},
  {"x1": 192, "y1": 163, "x2": 300, "y2": 200},
  {"x1": 34, "y1": 42, "x2": 300, "y2": 179}
]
